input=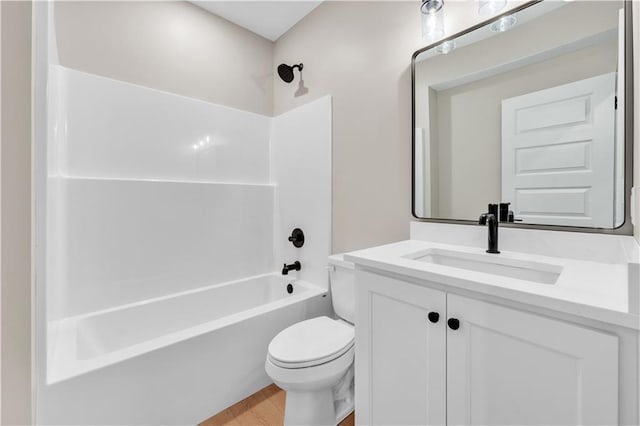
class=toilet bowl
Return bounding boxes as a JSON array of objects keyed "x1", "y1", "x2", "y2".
[{"x1": 265, "y1": 254, "x2": 355, "y2": 426}]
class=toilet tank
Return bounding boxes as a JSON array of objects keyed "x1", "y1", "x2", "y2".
[{"x1": 328, "y1": 254, "x2": 355, "y2": 324}]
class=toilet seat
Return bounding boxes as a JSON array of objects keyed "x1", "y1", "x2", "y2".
[{"x1": 268, "y1": 316, "x2": 354, "y2": 369}]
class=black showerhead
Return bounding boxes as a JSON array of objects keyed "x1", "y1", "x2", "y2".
[{"x1": 277, "y1": 63, "x2": 303, "y2": 83}]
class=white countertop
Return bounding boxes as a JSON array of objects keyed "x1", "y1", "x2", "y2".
[{"x1": 345, "y1": 239, "x2": 640, "y2": 330}]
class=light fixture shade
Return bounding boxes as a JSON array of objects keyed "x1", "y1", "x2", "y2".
[
  {"x1": 436, "y1": 39, "x2": 456, "y2": 54},
  {"x1": 489, "y1": 15, "x2": 517, "y2": 32},
  {"x1": 421, "y1": 0, "x2": 444, "y2": 15},
  {"x1": 422, "y1": 9, "x2": 444, "y2": 42},
  {"x1": 477, "y1": 0, "x2": 506, "y2": 16}
]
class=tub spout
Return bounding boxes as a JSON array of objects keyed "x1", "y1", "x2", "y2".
[{"x1": 282, "y1": 261, "x2": 301, "y2": 275}]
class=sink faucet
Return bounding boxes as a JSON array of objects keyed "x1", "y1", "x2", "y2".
[
  {"x1": 282, "y1": 261, "x2": 301, "y2": 275},
  {"x1": 479, "y1": 204, "x2": 500, "y2": 254}
]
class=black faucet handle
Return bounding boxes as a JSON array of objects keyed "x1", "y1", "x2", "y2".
[
  {"x1": 499, "y1": 203, "x2": 511, "y2": 222},
  {"x1": 478, "y1": 213, "x2": 488, "y2": 225},
  {"x1": 288, "y1": 228, "x2": 305, "y2": 248},
  {"x1": 488, "y1": 203, "x2": 499, "y2": 218}
]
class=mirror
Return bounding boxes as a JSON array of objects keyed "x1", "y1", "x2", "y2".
[{"x1": 412, "y1": 0, "x2": 631, "y2": 231}]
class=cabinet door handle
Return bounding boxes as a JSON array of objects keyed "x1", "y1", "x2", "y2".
[
  {"x1": 427, "y1": 312, "x2": 440, "y2": 323},
  {"x1": 447, "y1": 318, "x2": 460, "y2": 330}
]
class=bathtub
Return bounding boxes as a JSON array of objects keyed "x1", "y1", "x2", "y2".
[{"x1": 42, "y1": 274, "x2": 328, "y2": 425}]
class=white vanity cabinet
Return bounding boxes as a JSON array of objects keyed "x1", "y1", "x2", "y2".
[{"x1": 355, "y1": 270, "x2": 620, "y2": 426}]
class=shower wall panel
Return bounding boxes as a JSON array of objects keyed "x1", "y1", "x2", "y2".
[{"x1": 47, "y1": 66, "x2": 274, "y2": 319}]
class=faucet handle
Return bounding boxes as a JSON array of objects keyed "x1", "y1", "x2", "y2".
[
  {"x1": 478, "y1": 213, "x2": 488, "y2": 225},
  {"x1": 499, "y1": 203, "x2": 510, "y2": 222},
  {"x1": 287, "y1": 228, "x2": 305, "y2": 248}
]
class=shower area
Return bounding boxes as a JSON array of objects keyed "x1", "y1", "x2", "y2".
[{"x1": 33, "y1": 3, "x2": 332, "y2": 424}]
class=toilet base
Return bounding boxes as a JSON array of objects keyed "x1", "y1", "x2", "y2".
[
  {"x1": 284, "y1": 388, "x2": 336, "y2": 426},
  {"x1": 282, "y1": 365, "x2": 354, "y2": 426}
]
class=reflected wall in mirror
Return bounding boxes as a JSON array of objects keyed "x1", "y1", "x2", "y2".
[{"x1": 413, "y1": 0, "x2": 630, "y2": 230}]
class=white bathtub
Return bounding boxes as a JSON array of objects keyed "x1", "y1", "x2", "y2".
[
  {"x1": 49, "y1": 273, "x2": 326, "y2": 383},
  {"x1": 42, "y1": 274, "x2": 328, "y2": 424}
]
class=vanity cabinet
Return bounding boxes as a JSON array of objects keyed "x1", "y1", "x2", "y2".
[{"x1": 355, "y1": 270, "x2": 619, "y2": 426}]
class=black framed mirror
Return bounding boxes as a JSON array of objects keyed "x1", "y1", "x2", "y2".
[{"x1": 412, "y1": 0, "x2": 634, "y2": 234}]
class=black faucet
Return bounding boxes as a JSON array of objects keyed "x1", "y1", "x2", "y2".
[
  {"x1": 479, "y1": 204, "x2": 500, "y2": 254},
  {"x1": 282, "y1": 261, "x2": 301, "y2": 275}
]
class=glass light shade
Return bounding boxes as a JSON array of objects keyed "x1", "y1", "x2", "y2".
[
  {"x1": 489, "y1": 15, "x2": 517, "y2": 32},
  {"x1": 436, "y1": 39, "x2": 456, "y2": 54},
  {"x1": 477, "y1": 0, "x2": 507, "y2": 16},
  {"x1": 421, "y1": 0, "x2": 444, "y2": 15},
  {"x1": 422, "y1": 10, "x2": 444, "y2": 42}
]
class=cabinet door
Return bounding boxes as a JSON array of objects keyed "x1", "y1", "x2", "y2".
[
  {"x1": 446, "y1": 294, "x2": 619, "y2": 426},
  {"x1": 355, "y1": 270, "x2": 446, "y2": 426}
]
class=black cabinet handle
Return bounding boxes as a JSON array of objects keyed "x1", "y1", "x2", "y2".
[
  {"x1": 447, "y1": 318, "x2": 460, "y2": 330},
  {"x1": 427, "y1": 312, "x2": 440, "y2": 323}
]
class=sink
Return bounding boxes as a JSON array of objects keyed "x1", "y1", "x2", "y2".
[{"x1": 406, "y1": 248, "x2": 562, "y2": 284}]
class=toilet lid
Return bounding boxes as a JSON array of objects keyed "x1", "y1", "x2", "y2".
[{"x1": 268, "y1": 316, "x2": 354, "y2": 367}]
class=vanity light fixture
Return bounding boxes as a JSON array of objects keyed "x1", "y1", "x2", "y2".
[
  {"x1": 421, "y1": 0, "x2": 443, "y2": 15},
  {"x1": 489, "y1": 14, "x2": 517, "y2": 32},
  {"x1": 436, "y1": 39, "x2": 456, "y2": 54},
  {"x1": 477, "y1": 0, "x2": 506, "y2": 16},
  {"x1": 422, "y1": 10, "x2": 444, "y2": 42},
  {"x1": 421, "y1": 0, "x2": 445, "y2": 42}
]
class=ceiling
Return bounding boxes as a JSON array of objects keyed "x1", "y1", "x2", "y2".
[{"x1": 191, "y1": 1, "x2": 323, "y2": 41}]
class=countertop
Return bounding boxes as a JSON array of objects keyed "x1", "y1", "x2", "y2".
[{"x1": 345, "y1": 240, "x2": 640, "y2": 330}]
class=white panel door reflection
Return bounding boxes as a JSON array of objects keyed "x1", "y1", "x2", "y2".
[{"x1": 501, "y1": 73, "x2": 617, "y2": 228}]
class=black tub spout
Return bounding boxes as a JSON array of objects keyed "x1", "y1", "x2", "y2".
[{"x1": 282, "y1": 261, "x2": 301, "y2": 275}]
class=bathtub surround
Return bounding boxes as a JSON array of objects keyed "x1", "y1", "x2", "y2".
[
  {"x1": 47, "y1": 66, "x2": 275, "y2": 318},
  {"x1": 38, "y1": 66, "x2": 332, "y2": 424},
  {"x1": 272, "y1": 97, "x2": 332, "y2": 294}
]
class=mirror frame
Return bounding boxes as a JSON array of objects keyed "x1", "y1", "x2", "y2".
[{"x1": 411, "y1": 0, "x2": 634, "y2": 235}]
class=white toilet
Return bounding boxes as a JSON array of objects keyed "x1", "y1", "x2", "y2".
[{"x1": 265, "y1": 254, "x2": 355, "y2": 426}]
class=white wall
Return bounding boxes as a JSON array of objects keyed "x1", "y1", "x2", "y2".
[
  {"x1": 0, "y1": 1, "x2": 32, "y2": 424},
  {"x1": 54, "y1": 1, "x2": 274, "y2": 116}
]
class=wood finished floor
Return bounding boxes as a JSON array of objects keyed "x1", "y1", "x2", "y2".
[{"x1": 200, "y1": 384, "x2": 355, "y2": 426}]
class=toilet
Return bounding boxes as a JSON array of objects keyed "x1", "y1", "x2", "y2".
[{"x1": 265, "y1": 254, "x2": 355, "y2": 426}]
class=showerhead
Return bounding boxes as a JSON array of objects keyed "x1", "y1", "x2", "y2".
[{"x1": 277, "y1": 63, "x2": 303, "y2": 83}]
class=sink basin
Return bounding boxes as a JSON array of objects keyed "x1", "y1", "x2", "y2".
[{"x1": 406, "y1": 248, "x2": 562, "y2": 284}]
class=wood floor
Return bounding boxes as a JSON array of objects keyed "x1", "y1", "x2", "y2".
[{"x1": 200, "y1": 384, "x2": 355, "y2": 426}]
